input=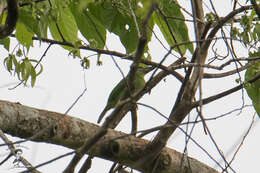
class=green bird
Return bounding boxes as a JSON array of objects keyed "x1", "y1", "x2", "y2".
[{"x1": 97, "y1": 71, "x2": 145, "y2": 123}]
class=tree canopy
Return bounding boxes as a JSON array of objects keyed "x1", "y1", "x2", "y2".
[{"x1": 0, "y1": 0, "x2": 260, "y2": 173}]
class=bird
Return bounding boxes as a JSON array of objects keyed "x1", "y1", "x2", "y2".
[{"x1": 97, "y1": 70, "x2": 145, "y2": 123}]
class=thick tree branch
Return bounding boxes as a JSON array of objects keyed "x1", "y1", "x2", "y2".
[
  {"x1": 134, "y1": 0, "x2": 206, "y2": 168},
  {"x1": 0, "y1": 100, "x2": 219, "y2": 173},
  {"x1": 191, "y1": 0, "x2": 205, "y2": 45},
  {"x1": 0, "y1": 0, "x2": 18, "y2": 39}
]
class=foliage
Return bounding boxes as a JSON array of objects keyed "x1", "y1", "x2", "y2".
[
  {"x1": 3, "y1": 53, "x2": 43, "y2": 87},
  {"x1": 2, "y1": 0, "x2": 260, "y2": 172},
  {"x1": 245, "y1": 52, "x2": 260, "y2": 116},
  {"x1": 0, "y1": 0, "x2": 193, "y2": 86},
  {"x1": 239, "y1": 9, "x2": 260, "y2": 117}
]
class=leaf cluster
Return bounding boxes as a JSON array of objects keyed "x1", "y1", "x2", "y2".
[
  {"x1": 3, "y1": 52, "x2": 43, "y2": 87},
  {"x1": 245, "y1": 52, "x2": 260, "y2": 116}
]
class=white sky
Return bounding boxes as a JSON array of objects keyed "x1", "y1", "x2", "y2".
[{"x1": 0, "y1": 1, "x2": 259, "y2": 173}]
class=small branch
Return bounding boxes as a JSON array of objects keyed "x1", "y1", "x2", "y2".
[
  {"x1": 204, "y1": 59, "x2": 260, "y2": 78},
  {"x1": 7, "y1": 34, "x2": 248, "y2": 82},
  {"x1": 78, "y1": 155, "x2": 93, "y2": 173},
  {"x1": 224, "y1": 114, "x2": 255, "y2": 172},
  {"x1": 20, "y1": 151, "x2": 75, "y2": 173},
  {"x1": 128, "y1": 1, "x2": 156, "y2": 98},
  {"x1": 130, "y1": 106, "x2": 138, "y2": 133},
  {"x1": 202, "y1": 5, "x2": 252, "y2": 52},
  {"x1": 218, "y1": 57, "x2": 260, "y2": 69},
  {"x1": 128, "y1": 0, "x2": 140, "y2": 37},
  {"x1": 0, "y1": 130, "x2": 41, "y2": 173},
  {"x1": 64, "y1": 88, "x2": 87, "y2": 115},
  {"x1": 193, "y1": 85, "x2": 242, "y2": 108},
  {"x1": 63, "y1": 128, "x2": 107, "y2": 173},
  {"x1": 192, "y1": 73, "x2": 260, "y2": 107}
]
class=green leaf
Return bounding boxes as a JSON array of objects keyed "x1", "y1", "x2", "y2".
[
  {"x1": 18, "y1": 8, "x2": 47, "y2": 38},
  {"x1": 0, "y1": 37, "x2": 10, "y2": 50},
  {"x1": 48, "y1": 6, "x2": 79, "y2": 51},
  {"x1": 154, "y1": 0, "x2": 193, "y2": 54},
  {"x1": 136, "y1": 0, "x2": 152, "y2": 18},
  {"x1": 3, "y1": 55, "x2": 12, "y2": 73},
  {"x1": 7, "y1": 56, "x2": 12, "y2": 72},
  {"x1": 245, "y1": 61, "x2": 260, "y2": 116},
  {"x1": 30, "y1": 65, "x2": 37, "y2": 87},
  {"x1": 16, "y1": 58, "x2": 42, "y2": 87},
  {"x1": 253, "y1": 102, "x2": 260, "y2": 116},
  {"x1": 29, "y1": 59, "x2": 44, "y2": 76},
  {"x1": 70, "y1": 1, "x2": 154, "y2": 54},
  {"x1": 254, "y1": 23, "x2": 260, "y2": 40},
  {"x1": 85, "y1": 1, "x2": 140, "y2": 53},
  {"x1": 14, "y1": 58, "x2": 22, "y2": 80},
  {"x1": 21, "y1": 59, "x2": 31, "y2": 82},
  {"x1": 70, "y1": 1, "x2": 106, "y2": 49},
  {"x1": 110, "y1": 12, "x2": 139, "y2": 53},
  {"x1": 15, "y1": 22, "x2": 34, "y2": 49},
  {"x1": 3, "y1": 54, "x2": 22, "y2": 79},
  {"x1": 81, "y1": 57, "x2": 90, "y2": 69},
  {"x1": 86, "y1": 2, "x2": 118, "y2": 30}
]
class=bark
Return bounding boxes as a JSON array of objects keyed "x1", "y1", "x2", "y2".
[
  {"x1": 0, "y1": 0, "x2": 19, "y2": 39},
  {"x1": 0, "y1": 99, "x2": 219, "y2": 173}
]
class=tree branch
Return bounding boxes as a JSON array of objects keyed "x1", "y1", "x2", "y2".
[
  {"x1": 193, "y1": 72, "x2": 260, "y2": 107},
  {"x1": 203, "y1": 59, "x2": 259, "y2": 78},
  {"x1": 0, "y1": 100, "x2": 219, "y2": 173},
  {"x1": 136, "y1": 6, "x2": 254, "y2": 167},
  {"x1": 0, "y1": 130, "x2": 41, "y2": 173},
  {"x1": 0, "y1": 0, "x2": 19, "y2": 39}
]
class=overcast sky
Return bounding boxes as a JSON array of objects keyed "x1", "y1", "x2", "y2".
[{"x1": 0, "y1": 1, "x2": 259, "y2": 173}]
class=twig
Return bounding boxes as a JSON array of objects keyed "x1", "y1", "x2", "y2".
[
  {"x1": 20, "y1": 151, "x2": 75, "y2": 173},
  {"x1": 128, "y1": 0, "x2": 140, "y2": 37},
  {"x1": 0, "y1": 130, "x2": 41, "y2": 173},
  {"x1": 63, "y1": 128, "x2": 107, "y2": 173},
  {"x1": 64, "y1": 88, "x2": 87, "y2": 115},
  {"x1": 223, "y1": 114, "x2": 255, "y2": 172},
  {"x1": 193, "y1": 73, "x2": 260, "y2": 107},
  {"x1": 78, "y1": 155, "x2": 93, "y2": 173},
  {"x1": 202, "y1": 5, "x2": 252, "y2": 52},
  {"x1": 203, "y1": 60, "x2": 259, "y2": 78},
  {"x1": 103, "y1": 102, "x2": 224, "y2": 170},
  {"x1": 9, "y1": 43, "x2": 53, "y2": 90}
]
